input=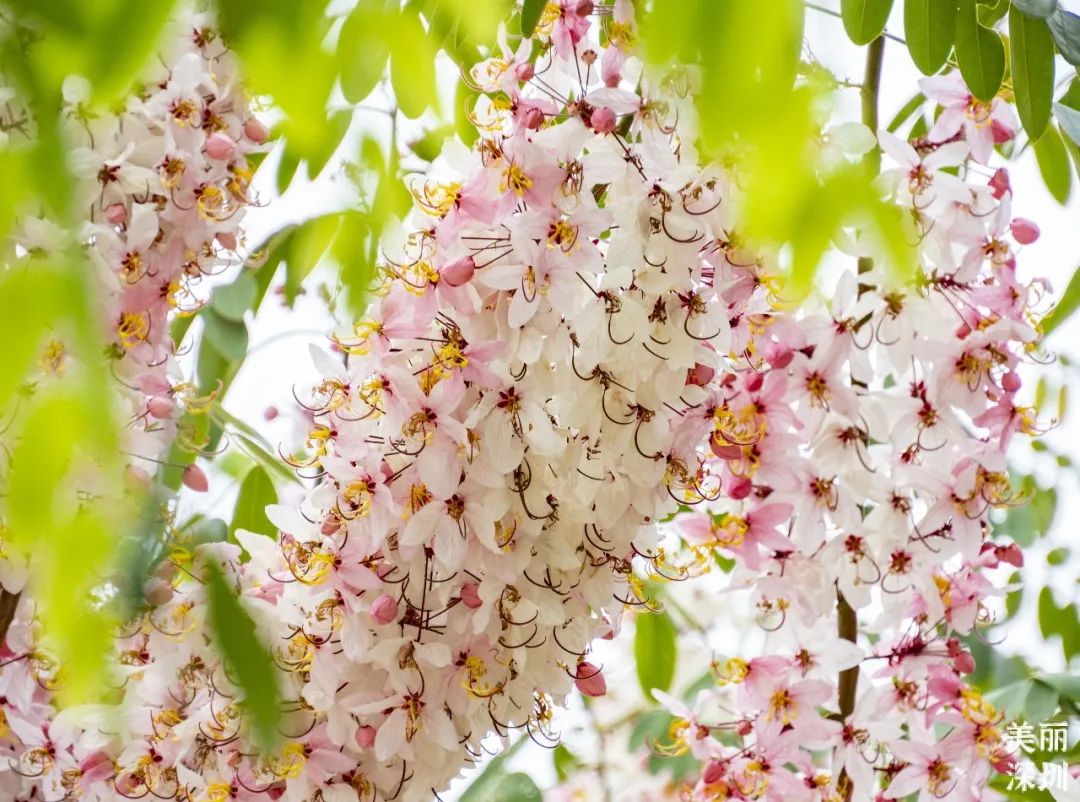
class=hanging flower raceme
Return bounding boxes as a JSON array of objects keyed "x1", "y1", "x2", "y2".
[{"x1": 661, "y1": 75, "x2": 1046, "y2": 801}]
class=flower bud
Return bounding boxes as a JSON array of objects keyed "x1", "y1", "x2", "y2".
[
  {"x1": 105, "y1": 203, "x2": 127, "y2": 225},
  {"x1": 1001, "y1": 371, "x2": 1021, "y2": 393},
  {"x1": 144, "y1": 577, "x2": 174, "y2": 607},
  {"x1": 204, "y1": 132, "x2": 236, "y2": 160},
  {"x1": 264, "y1": 405, "x2": 279, "y2": 421},
  {"x1": 685, "y1": 362, "x2": 715, "y2": 387},
  {"x1": 581, "y1": 49, "x2": 598, "y2": 66},
  {"x1": 147, "y1": 395, "x2": 175, "y2": 419},
  {"x1": 591, "y1": 106, "x2": 616, "y2": 134},
  {"x1": 356, "y1": 726, "x2": 377, "y2": 748},
  {"x1": 216, "y1": 231, "x2": 238, "y2": 250},
  {"x1": 523, "y1": 106, "x2": 545, "y2": 130},
  {"x1": 988, "y1": 167, "x2": 1010, "y2": 199},
  {"x1": 1010, "y1": 218, "x2": 1040, "y2": 245},
  {"x1": 725, "y1": 474, "x2": 752, "y2": 500},
  {"x1": 181, "y1": 464, "x2": 209, "y2": 493},
  {"x1": 243, "y1": 117, "x2": 270, "y2": 144},
  {"x1": 370, "y1": 594, "x2": 398, "y2": 625},
  {"x1": 441, "y1": 255, "x2": 476, "y2": 287},
  {"x1": 573, "y1": 662, "x2": 606, "y2": 697},
  {"x1": 702, "y1": 760, "x2": 725, "y2": 785},
  {"x1": 576, "y1": 0, "x2": 594, "y2": 14},
  {"x1": 514, "y1": 61, "x2": 535, "y2": 82},
  {"x1": 459, "y1": 582, "x2": 483, "y2": 609}
]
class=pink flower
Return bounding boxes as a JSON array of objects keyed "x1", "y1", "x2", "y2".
[{"x1": 920, "y1": 72, "x2": 1017, "y2": 164}]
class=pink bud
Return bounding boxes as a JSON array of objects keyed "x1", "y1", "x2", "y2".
[
  {"x1": 1002, "y1": 371, "x2": 1021, "y2": 393},
  {"x1": 514, "y1": 61, "x2": 534, "y2": 82},
  {"x1": 216, "y1": 231, "x2": 238, "y2": 251},
  {"x1": 1001, "y1": 542, "x2": 1024, "y2": 567},
  {"x1": 106, "y1": 203, "x2": 127, "y2": 225},
  {"x1": 263, "y1": 406, "x2": 279, "y2": 421},
  {"x1": 522, "y1": 106, "x2": 545, "y2": 130},
  {"x1": 991, "y1": 119, "x2": 1015, "y2": 144},
  {"x1": 1010, "y1": 218, "x2": 1040, "y2": 245},
  {"x1": 181, "y1": 464, "x2": 209, "y2": 493},
  {"x1": 370, "y1": 594, "x2": 398, "y2": 625},
  {"x1": 591, "y1": 106, "x2": 616, "y2": 134},
  {"x1": 243, "y1": 117, "x2": 270, "y2": 144},
  {"x1": 576, "y1": 0, "x2": 594, "y2": 14},
  {"x1": 574, "y1": 661, "x2": 607, "y2": 697},
  {"x1": 764, "y1": 342, "x2": 793, "y2": 369},
  {"x1": 459, "y1": 582, "x2": 483, "y2": 609},
  {"x1": 989, "y1": 167, "x2": 1010, "y2": 199},
  {"x1": 204, "y1": 132, "x2": 236, "y2": 161},
  {"x1": 320, "y1": 513, "x2": 341, "y2": 536},
  {"x1": 726, "y1": 474, "x2": 753, "y2": 501},
  {"x1": 735, "y1": 719, "x2": 753, "y2": 736},
  {"x1": 702, "y1": 760, "x2": 725, "y2": 785},
  {"x1": 440, "y1": 255, "x2": 476, "y2": 287},
  {"x1": 685, "y1": 362, "x2": 715, "y2": 387},
  {"x1": 355, "y1": 726, "x2": 377, "y2": 748},
  {"x1": 147, "y1": 395, "x2": 175, "y2": 420}
]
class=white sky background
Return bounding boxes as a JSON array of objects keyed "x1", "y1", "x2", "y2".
[{"x1": 179, "y1": 1, "x2": 1080, "y2": 795}]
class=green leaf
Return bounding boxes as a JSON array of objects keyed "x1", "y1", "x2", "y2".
[
  {"x1": 1012, "y1": 0, "x2": 1058, "y2": 18},
  {"x1": 976, "y1": 0, "x2": 1008, "y2": 26},
  {"x1": 1009, "y1": 8, "x2": 1055, "y2": 140},
  {"x1": 1053, "y1": 101, "x2": 1080, "y2": 147},
  {"x1": 521, "y1": 0, "x2": 546, "y2": 36},
  {"x1": 201, "y1": 308, "x2": 249, "y2": 362},
  {"x1": 1048, "y1": 9, "x2": 1080, "y2": 66},
  {"x1": 284, "y1": 213, "x2": 342, "y2": 304},
  {"x1": 552, "y1": 744, "x2": 581, "y2": 783},
  {"x1": 459, "y1": 736, "x2": 528, "y2": 801},
  {"x1": 338, "y1": 3, "x2": 390, "y2": 104},
  {"x1": 905, "y1": 0, "x2": 958, "y2": 74},
  {"x1": 1033, "y1": 125, "x2": 1073, "y2": 204},
  {"x1": 390, "y1": 10, "x2": 438, "y2": 118},
  {"x1": 488, "y1": 773, "x2": 542, "y2": 802},
  {"x1": 204, "y1": 561, "x2": 281, "y2": 749},
  {"x1": 887, "y1": 90, "x2": 928, "y2": 132},
  {"x1": 231, "y1": 467, "x2": 277, "y2": 540},
  {"x1": 842, "y1": 0, "x2": 896, "y2": 45},
  {"x1": 1036, "y1": 265, "x2": 1080, "y2": 334},
  {"x1": 213, "y1": 271, "x2": 258, "y2": 322},
  {"x1": 1025, "y1": 680, "x2": 1060, "y2": 722},
  {"x1": 1047, "y1": 547, "x2": 1070, "y2": 566},
  {"x1": 956, "y1": 0, "x2": 1006, "y2": 101},
  {"x1": 634, "y1": 609, "x2": 677, "y2": 701}
]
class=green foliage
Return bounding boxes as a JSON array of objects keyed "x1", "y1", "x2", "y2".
[
  {"x1": 1012, "y1": 0, "x2": 1058, "y2": 18},
  {"x1": 487, "y1": 773, "x2": 543, "y2": 801},
  {"x1": 956, "y1": 0, "x2": 1005, "y2": 101},
  {"x1": 552, "y1": 743, "x2": 582, "y2": 782},
  {"x1": 634, "y1": 609, "x2": 677, "y2": 701},
  {"x1": 1033, "y1": 125, "x2": 1073, "y2": 204},
  {"x1": 842, "y1": 0, "x2": 896, "y2": 45},
  {"x1": 1042, "y1": 264, "x2": 1080, "y2": 335},
  {"x1": 1047, "y1": 8, "x2": 1080, "y2": 66},
  {"x1": 905, "y1": 0, "x2": 958, "y2": 74},
  {"x1": 1009, "y1": 7, "x2": 1054, "y2": 139},
  {"x1": 204, "y1": 561, "x2": 282, "y2": 749},
  {"x1": 1038, "y1": 586, "x2": 1080, "y2": 661},
  {"x1": 231, "y1": 466, "x2": 277, "y2": 540},
  {"x1": 521, "y1": 0, "x2": 546, "y2": 36}
]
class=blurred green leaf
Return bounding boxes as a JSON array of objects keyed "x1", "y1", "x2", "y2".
[
  {"x1": 521, "y1": 0, "x2": 546, "y2": 36},
  {"x1": 956, "y1": 0, "x2": 1005, "y2": 101},
  {"x1": 634, "y1": 609, "x2": 677, "y2": 701},
  {"x1": 390, "y1": 9, "x2": 438, "y2": 118},
  {"x1": 488, "y1": 773, "x2": 542, "y2": 802},
  {"x1": 1042, "y1": 264, "x2": 1080, "y2": 335},
  {"x1": 905, "y1": 0, "x2": 958, "y2": 75},
  {"x1": 842, "y1": 0, "x2": 895, "y2": 45},
  {"x1": 338, "y1": 2, "x2": 391, "y2": 104},
  {"x1": 1010, "y1": 8, "x2": 1055, "y2": 139},
  {"x1": 1047, "y1": 547, "x2": 1070, "y2": 566},
  {"x1": 552, "y1": 743, "x2": 582, "y2": 783},
  {"x1": 1025, "y1": 680, "x2": 1060, "y2": 722},
  {"x1": 1047, "y1": 9, "x2": 1080, "y2": 66},
  {"x1": 459, "y1": 735, "x2": 527, "y2": 801},
  {"x1": 977, "y1": 0, "x2": 1009, "y2": 26},
  {"x1": 204, "y1": 561, "x2": 281, "y2": 749},
  {"x1": 1033, "y1": 125, "x2": 1073, "y2": 203},
  {"x1": 887, "y1": 91, "x2": 928, "y2": 132},
  {"x1": 201, "y1": 308, "x2": 249, "y2": 362},
  {"x1": 1013, "y1": 0, "x2": 1058, "y2": 18},
  {"x1": 231, "y1": 466, "x2": 277, "y2": 540},
  {"x1": 285, "y1": 212, "x2": 343, "y2": 303},
  {"x1": 213, "y1": 271, "x2": 258, "y2": 322}
]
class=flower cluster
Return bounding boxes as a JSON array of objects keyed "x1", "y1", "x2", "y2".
[
  {"x1": 0, "y1": 3, "x2": 1048, "y2": 802},
  {"x1": 661, "y1": 78, "x2": 1045, "y2": 801}
]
